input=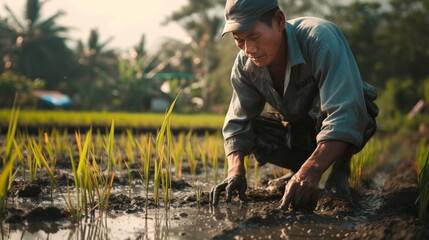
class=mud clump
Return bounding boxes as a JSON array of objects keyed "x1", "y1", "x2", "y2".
[{"x1": 15, "y1": 184, "x2": 42, "y2": 198}]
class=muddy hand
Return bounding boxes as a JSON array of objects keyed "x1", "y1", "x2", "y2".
[
  {"x1": 279, "y1": 173, "x2": 320, "y2": 211},
  {"x1": 210, "y1": 175, "x2": 247, "y2": 205}
]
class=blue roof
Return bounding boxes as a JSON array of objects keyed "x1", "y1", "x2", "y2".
[{"x1": 39, "y1": 93, "x2": 72, "y2": 106}]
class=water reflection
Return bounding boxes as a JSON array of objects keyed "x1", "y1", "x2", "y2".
[
  {"x1": 67, "y1": 216, "x2": 109, "y2": 240},
  {"x1": 1, "y1": 211, "x2": 173, "y2": 240},
  {"x1": 210, "y1": 203, "x2": 249, "y2": 222}
]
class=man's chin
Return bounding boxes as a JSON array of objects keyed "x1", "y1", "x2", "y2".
[{"x1": 252, "y1": 60, "x2": 267, "y2": 67}]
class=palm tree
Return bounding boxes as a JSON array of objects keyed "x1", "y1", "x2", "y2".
[
  {"x1": 74, "y1": 29, "x2": 118, "y2": 110},
  {"x1": 163, "y1": 0, "x2": 224, "y2": 111},
  {"x1": 0, "y1": 0, "x2": 75, "y2": 89},
  {"x1": 115, "y1": 35, "x2": 197, "y2": 112}
]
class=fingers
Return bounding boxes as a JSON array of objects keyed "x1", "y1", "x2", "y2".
[
  {"x1": 279, "y1": 181, "x2": 296, "y2": 210},
  {"x1": 279, "y1": 181, "x2": 320, "y2": 211},
  {"x1": 238, "y1": 179, "x2": 248, "y2": 202},
  {"x1": 226, "y1": 175, "x2": 247, "y2": 203},
  {"x1": 210, "y1": 181, "x2": 228, "y2": 205},
  {"x1": 211, "y1": 176, "x2": 247, "y2": 205}
]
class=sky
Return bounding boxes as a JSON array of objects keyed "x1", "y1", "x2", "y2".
[{"x1": 1, "y1": 0, "x2": 190, "y2": 52}]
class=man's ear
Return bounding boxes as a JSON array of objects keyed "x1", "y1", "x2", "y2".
[{"x1": 273, "y1": 10, "x2": 286, "y2": 31}]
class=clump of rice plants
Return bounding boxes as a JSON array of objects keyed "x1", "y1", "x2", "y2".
[
  {"x1": 67, "y1": 123, "x2": 115, "y2": 219},
  {"x1": 154, "y1": 93, "x2": 180, "y2": 209},
  {"x1": 349, "y1": 138, "x2": 382, "y2": 189},
  {"x1": 416, "y1": 138, "x2": 429, "y2": 222},
  {"x1": 0, "y1": 104, "x2": 20, "y2": 214}
]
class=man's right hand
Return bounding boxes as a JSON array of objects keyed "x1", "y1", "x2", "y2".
[
  {"x1": 209, "y1": 151, "x2": 247, "y2": 205},
  {"x1": 209, "y1": 175, "x2": 247, "y2": 205}
]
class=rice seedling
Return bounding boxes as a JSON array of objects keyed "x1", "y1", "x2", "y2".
[
  {"x1": 13, "y1": 138, "x2": 25, "y2": 181},
  {"x1": 136, "y1": 133, "x2": 152, "y2": 216},
  {"x1": 194, "y1": 183, "x2": 202, "y2": 207},
  {"x1": 0, "y1": 103, "x2": 20, "y2": 212},
  {"x1": 125, "y1": 129, "x2": 137, "y2": 164},
  {"x1": 171, "y1": 132, "x2": 185, "y2": 178},
  {"x1": 74, "y1": 128, "x2": 97, "y2": 216},
  {"x1": 42, "y1": 132, "x2": 59, "y2": 182},
  {"x1": 160, "y1": 169, "x2": 171, "y2": 210},
  {"x1": 185, "y1": 131, "x2": 197, "y2": 179},
  {"x1": 416, "y1": 139, "x2": 429, "y2": 222},
  {"x1": 198, "y1": 144, "x2": 208, "y2": 181},
  {"x1": 349, "y1": 138, "x2": 381, "y2": 189},
  {"x1": 28, "y1": 137, "x2": 59, "y2": 199},
  {"x1": 67, "y1": 147, "x2": 82, "y2": 219},
  {"x1": 1, "y1": 104, "x2": 19, "y2": 167},
  {"x1": 104, "y1": 120, "x2": 117, "y2": 176},
  {"x1": 43, "y1": 132, "x2": 56, "y2": 170},
  {"x1": 123, "y1": 158, "x2": 133, "y2": 198},
  {"x1": 155, "y1": 93, "x2": 180, "y2": 208},
  {"x1": 91, "y1": 151, "x2": 115, "y2": 216},
  {"x1": 94, "y1": 129, "x2": 104, "y2": 158},
  {"x1": 26, "y1": 140, "x2": 40, "y2": 182},
  {"x1": 0, "y1": 153, "x2": 17, "y2": 214}
]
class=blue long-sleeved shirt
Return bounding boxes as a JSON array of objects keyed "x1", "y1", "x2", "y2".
[{"x1": 222, "y1": 17, "x2": 377, "y2": 156}]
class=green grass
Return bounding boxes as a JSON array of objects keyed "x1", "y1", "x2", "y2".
[
  {"x1": 416, "y1": 139, "x2": 429, "y2": 222},
  {"x1": 0, "y1": 109, "x2": 224, "y2": 129}
]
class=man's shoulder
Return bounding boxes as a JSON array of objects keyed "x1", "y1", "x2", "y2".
[
  {"x1": 287, "y1": 17, "x2": 341, "y2": 42},
  {"x1": 287, "y1": 16, "x2": 333, "y2": 28}
]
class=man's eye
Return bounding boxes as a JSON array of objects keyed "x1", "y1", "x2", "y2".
[{"x1": 250, "y1": 36, "x2": 259, "y2": 40}]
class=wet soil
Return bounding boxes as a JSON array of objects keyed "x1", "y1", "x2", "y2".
[{"x1": 2, "y1": 141, "x2": 429, "y2": 239}]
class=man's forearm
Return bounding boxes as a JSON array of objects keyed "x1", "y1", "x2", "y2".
[
  {"x1": 300, "y1": 141, "x2": 350, "y2": 177},
  {"x1": 227, "y1": 151, "x2": 246, "y2": 177}
]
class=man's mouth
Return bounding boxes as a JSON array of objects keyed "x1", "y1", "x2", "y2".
[{"x1": 250, "y1": 55, "x2": 262, "y2": 61}]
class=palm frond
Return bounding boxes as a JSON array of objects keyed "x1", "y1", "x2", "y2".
[
  {"x1": 25, "y1": 0, "x2": 41, "y2": 27},
  {"x1": 3, "y1": 4, "x2": 25, "y2": 31}
]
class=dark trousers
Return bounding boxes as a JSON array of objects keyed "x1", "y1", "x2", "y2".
[
  {"x1": 252, "y1": 112, "x2": 317, "y2": 172},
  {"x1": 252, "y1": 112, "x2": 364, "y2": 174}
]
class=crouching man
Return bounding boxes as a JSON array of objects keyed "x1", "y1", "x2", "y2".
[{"x1": 210, "y1": 0, "x2": 378, "y2": 210}]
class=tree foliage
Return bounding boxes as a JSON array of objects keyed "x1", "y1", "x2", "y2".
[
  {"x1": 0, "y1": 0, "x2": 428, "y2": 118},
  {"x1": 0, "y1": 71, "x2": 44, "y2": 107},
  {"x1": 0, "y1": 0, "x2": 75, "y2": 90},
  {"x1": 329, "y1": 0, "x2": 429, "y2": 117},
  {"x1": 73, "y1": 29, "x2": 118, "y2": 110},
  {"x1": 163, "y1": 0, "x2": 225, "y2": 111}
]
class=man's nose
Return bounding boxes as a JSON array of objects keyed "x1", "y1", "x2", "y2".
[{"x1": 244, "y1": 41, "x2": 257, "y2": 55}]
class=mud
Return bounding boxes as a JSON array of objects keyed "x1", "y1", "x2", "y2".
[{"x1": 1, "y1": 141, "x2": 429, "y2": 239}]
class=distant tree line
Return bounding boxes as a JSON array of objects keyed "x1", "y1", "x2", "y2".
[{"x1": 0, "y1": 0, "x2": 428, "y2": 121}]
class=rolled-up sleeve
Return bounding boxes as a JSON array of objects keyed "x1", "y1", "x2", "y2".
[
  {"x1": 310, "y1": 22, "x2": 368, "y2": 149},
  {"x1": 222, "y1": 55, "x2": 266, "y2": 156}
]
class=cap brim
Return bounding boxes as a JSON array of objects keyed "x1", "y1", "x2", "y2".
[{"x1": 221, "y1": 18, "x2": 258, "y2": 37}]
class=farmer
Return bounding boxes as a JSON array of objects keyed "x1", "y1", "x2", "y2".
[{"x1": 210, "y1": 0, "x2": 378, "y2": 210}]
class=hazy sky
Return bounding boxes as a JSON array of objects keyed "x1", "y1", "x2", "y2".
[{"x1": 1, "y1": 0, "x2": 190, "y2": 52}]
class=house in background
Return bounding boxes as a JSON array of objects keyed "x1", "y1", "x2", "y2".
[{"x1": 33, "y1": 90, "x2": 72, "y2": 108}]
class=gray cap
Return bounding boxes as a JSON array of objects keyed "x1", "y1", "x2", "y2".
[{"x1": 222, "y1": 0, "x2": 279, "y2": 36}]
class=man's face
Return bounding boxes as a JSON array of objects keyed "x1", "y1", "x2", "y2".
[{"x1": 232, "y1": 20, "x2": 283, "y2": 68}]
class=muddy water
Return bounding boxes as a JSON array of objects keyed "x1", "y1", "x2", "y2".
[
  {"x1": 1, "y1": 203, "x2": 360, "y2": 239},
  {"x1": 0, "y1": 164, "x2": 387, "y2": 239},
  {"x1": 1, "y1": 189, "x2": 363, "y2": 239}
]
